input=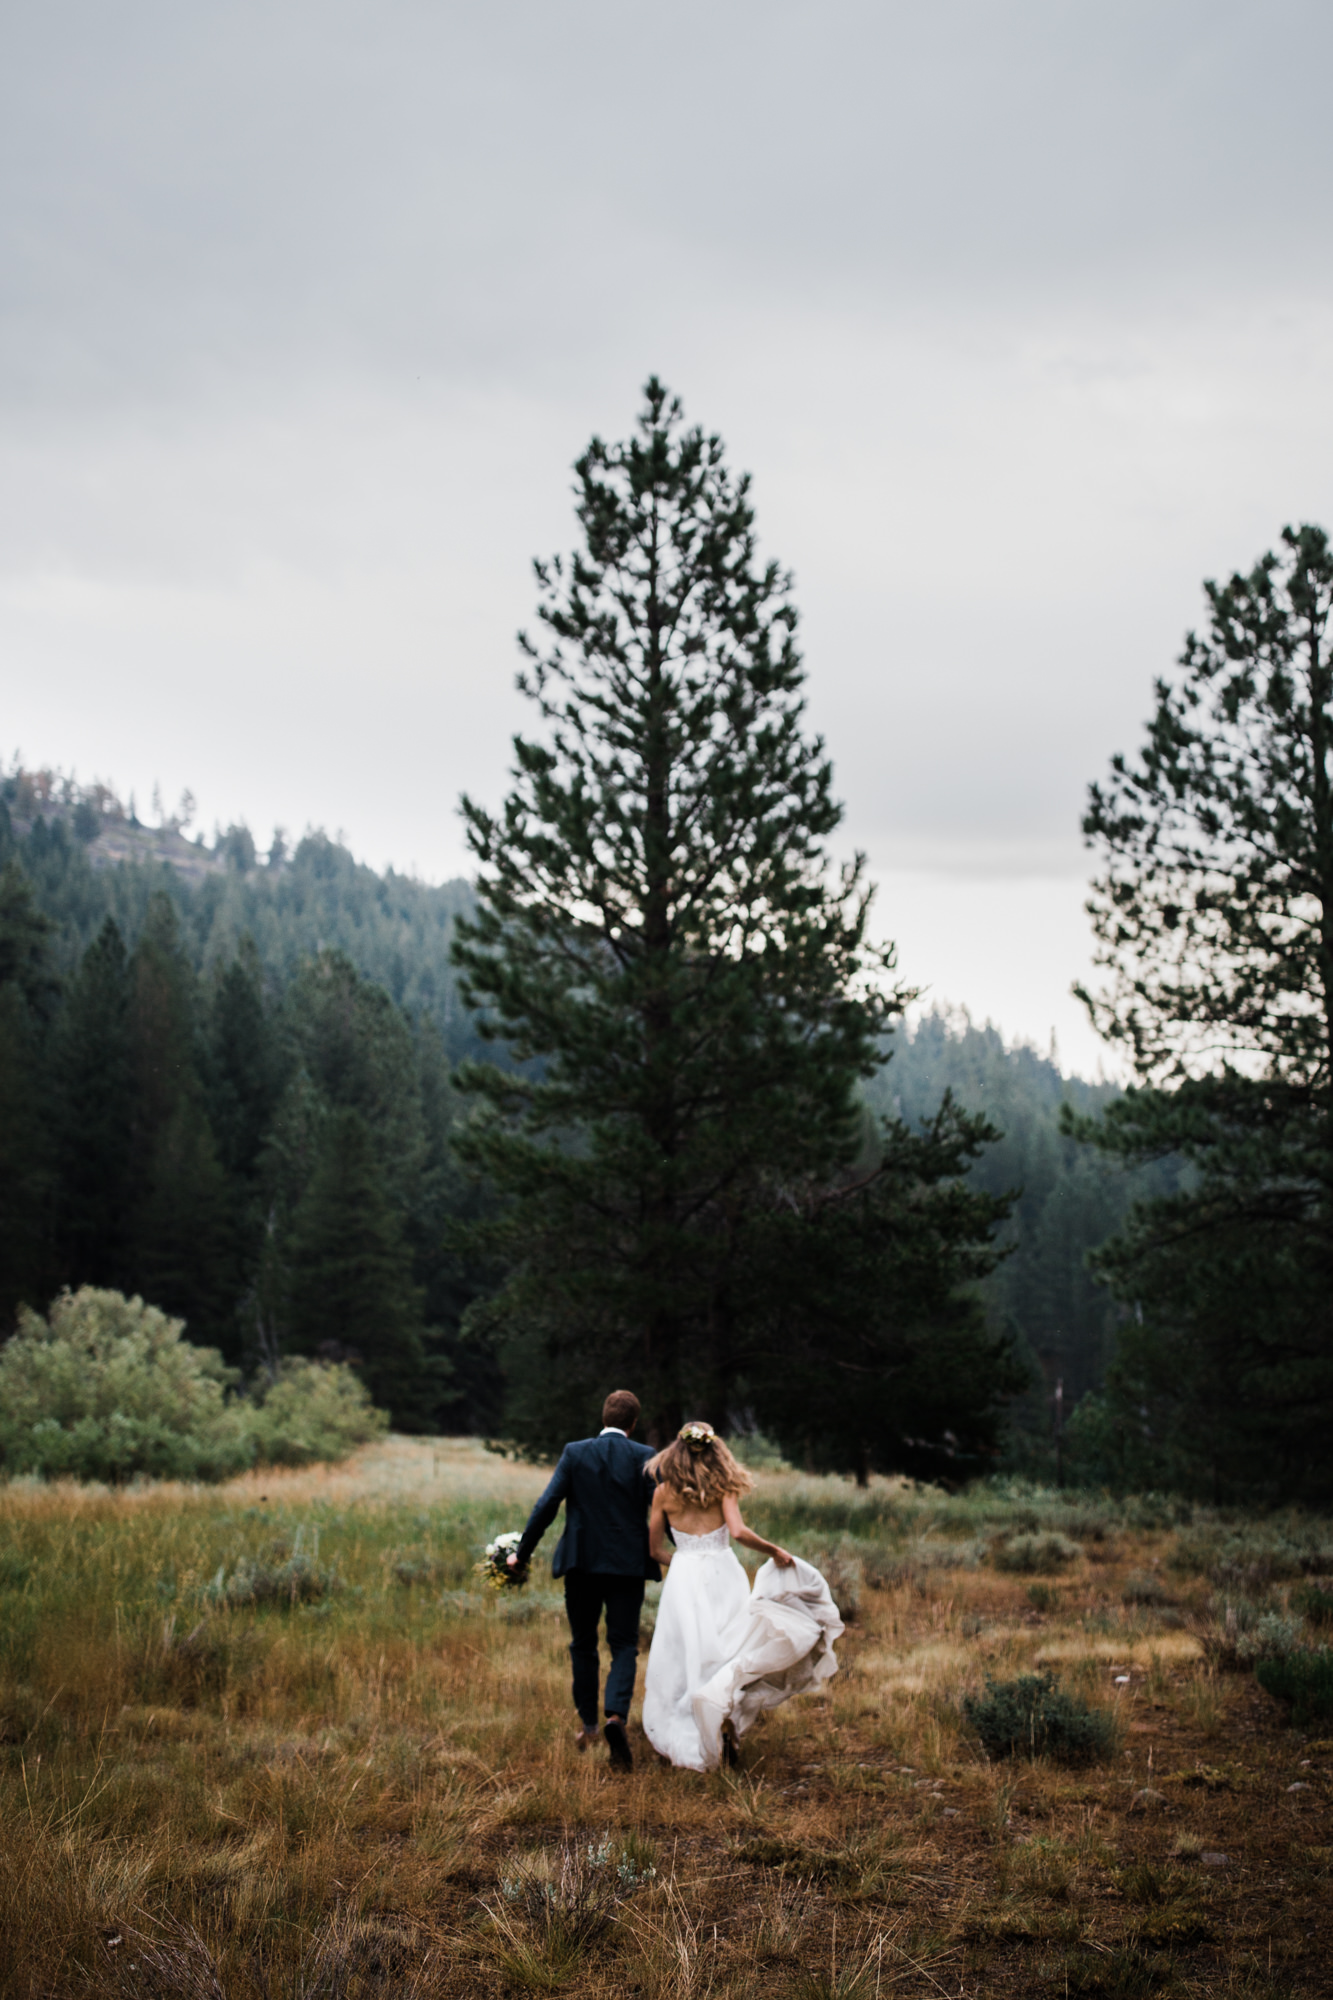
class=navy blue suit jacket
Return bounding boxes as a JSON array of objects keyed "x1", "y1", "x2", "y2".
[{"x1": 515, "y1": 1431, "x2": 659, "y2": 1580}]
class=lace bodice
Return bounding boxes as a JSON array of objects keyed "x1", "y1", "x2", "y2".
[{"x1": 669, "y1": 1524, "x2": 731, "y2": 1555}]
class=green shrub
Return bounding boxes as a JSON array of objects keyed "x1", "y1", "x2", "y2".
[
  {"x1": 0, "y1": 1288, "x2": 388, "y2": 1484},
  {"x1": 205, "y1": 1548, "x2": 339, "y2": 1608},
  {"x1": 1119, "y1": 1491, "x2": 1193, "y2": 1532},
  {"x1": 1294, "y1": 1583, "x2": 1333, "y2": 1629},
  {"x1": 1039, "y1": 1501, "x2": 1114, "y2": 1543},
  {"x1": 963, "y1": 1671, "x2": 1118, "y2": 1764},
  {"x1": 0, "y1": 1288, "x2": 251, "y2": 1482},
  {"x1": 1199, "y1": 1598, "x2": 1304, "y2": 1670},
  {"x1": 245, "y1": 1356, "x2": 387, "y2": 1467},
  {"x1": 1122, "y1": 1571, "x2": 1172, "y2": 1606},
  {"x1": 905, "y1": 1534, "x2": 986, "y2": 1572},
  {"x1": 393, "y1": 1556, "x2": 450, "y2": 1587},
  {"x1": 992, "y1": 1531, "x2": 1082, "y2": 1575},
  {"x1": 1170, "y1": 1523, "x2": 1333, "y2": 1589},
  {"x1": 1254, "y1": 1649, "x2": 1333, "y2": 1726},
  {"x1": 1235, "y1": 1612, "x2": 1304, "y2": 1664}
]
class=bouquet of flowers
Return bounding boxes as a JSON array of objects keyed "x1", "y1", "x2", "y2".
[{"x1": 476, "y1": 1530, "x2": 528, "y2": 1592}]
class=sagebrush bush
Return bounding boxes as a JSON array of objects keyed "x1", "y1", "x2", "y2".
[
  {"x1": 1198, "y1": 1598, "x2": 1304, "y2": 1670},
  {"x1": 0, "y1": 1288, "x2": 386, "y2": 1483},
  {"x1": 1295, "y1": 1582, "x2": 1333, "y2": 1628},
  {"x1": 1237, "y1": 1612, "x2": 1305, "y2": 1664},
  {"x1": 992, "y1": 1531, "x2": 1082, "y2": 1575},
  {"x1": 1121, "y1": 1570, "x2": 1172, "y2": 1606},
  {"x1": 1171, "y1": 1522, "x2": 1333, "y2": 1588},
  {"x1": 963, "y1": 1671, "x2": 1118, "y2": 1764},
  {"x1": 905, "y1": 1534, "x2": 986, "y2": 1573},
  {"x1": 1254, "y1": 1648, "x2": 1333, "y2": 1725},
  {"x1": 206, "y1": 1549, "x2": 340, "y2": 1608},
  {"x1": 1119, "y1": 1491, "x2": 1194, "y2": 1532}
]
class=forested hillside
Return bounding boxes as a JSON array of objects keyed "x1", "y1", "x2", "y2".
[
  {"x1": 0, "y1": 765, "x2": 1142, "y2": 1456},
  {"x1": 1, "y1": 767, "x2": 481, "y2": 1065},
  {"x1": 0, "y1": 769, "x2": 499, "y2": 1433},
  {"x1": 873, "y1": 1013, "x2": 1173, "y2": 1470}
]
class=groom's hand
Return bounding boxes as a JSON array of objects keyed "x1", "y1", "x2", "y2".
[{"x1": 507, "y1": 1553, "x2": 520, "y2": 1568}]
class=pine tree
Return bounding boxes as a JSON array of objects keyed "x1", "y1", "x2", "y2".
[
  {"x1": 284, "y1": 1107, "x2": 443, "y2": 1423},
  {"x1": 126, "y1": 895, "x2": 235, "y2": 1350},
  {"x1": 284, "y1": 950, "x2": 426, "y2": 1215},
  {"x1": 411, "y1": 1016, "x2": 499, "y2": 1432},
  {"x1": 54, "y1": 917, "x2": 133, "y2": 1289},
  {"x1": 0, "y1": 861, "x2": 62, "y2": 1017},
  {"x1": 453, "y1": 380, "x2": 1005, "y2": 1451},
  {"x1": 741, "y1": 1099, "x2": 1025, "y2": 1484},
  {"x1": 206, "y1": 939, "x2": 282, "y2": 1191},
  {"x1": 1072, "y1": 524, "x2": 1333, "y2": 1501},
  {"x1": 0, "y1": 865, "x2": 60, "y2": 1326}
]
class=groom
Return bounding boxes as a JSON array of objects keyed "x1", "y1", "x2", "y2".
[{"x1": 510, "y1": 1389, "x2": 658, "y2": 1771}]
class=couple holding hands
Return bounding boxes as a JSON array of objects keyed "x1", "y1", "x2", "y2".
[{"x1": 507, "y1": 1390, "x2": 844, "y2": 1773}]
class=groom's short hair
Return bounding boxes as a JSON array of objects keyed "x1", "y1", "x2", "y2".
[{"x1": 602, "y1": 1389, "x2": 640, "y2": 1432}]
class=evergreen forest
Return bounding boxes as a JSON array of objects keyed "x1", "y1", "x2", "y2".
[
  {"x1": 0, "y1": 764, "x2": 1135, "y2": 1465},
  {"x1": 0, "y1": 778, "x2": 496, "y2": 1433}
]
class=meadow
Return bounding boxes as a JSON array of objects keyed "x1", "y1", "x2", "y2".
[{"x1": 1, "y1": 1439, "x2": 1330, "y2": 1999}]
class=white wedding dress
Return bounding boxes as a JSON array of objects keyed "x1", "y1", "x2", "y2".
[{"x1": 641, "y1": 1526, "x2": 845, "y2": 1772}]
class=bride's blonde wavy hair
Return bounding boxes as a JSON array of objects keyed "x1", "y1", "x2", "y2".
[{"x1": 647, "y1": 1423, "x2": 754, "y2": 1509}]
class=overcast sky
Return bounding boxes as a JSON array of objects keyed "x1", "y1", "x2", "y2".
[{"x1": 5, "y1": 1, "x2": 1333, "y2": 1073}]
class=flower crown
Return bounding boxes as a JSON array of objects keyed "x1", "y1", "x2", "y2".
[{"x1": 678, "y1": 1422, "x2": 716, "y2": 1445}]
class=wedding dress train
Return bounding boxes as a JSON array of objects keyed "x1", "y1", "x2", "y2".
[{"x1": 640, "y1": 1525, "x2": 845, "y2": 1772}]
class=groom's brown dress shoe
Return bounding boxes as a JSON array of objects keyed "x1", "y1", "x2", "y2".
[{"x1": 604, "y1": 1717, "x2": 633, "y2": 1772}]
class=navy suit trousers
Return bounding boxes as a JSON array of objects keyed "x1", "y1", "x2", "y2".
[{"x1": 563, "y1": 1571, "x2": 644, "y2": 1726}]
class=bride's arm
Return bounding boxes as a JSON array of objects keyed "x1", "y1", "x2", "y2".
[
  {"x1": 648, "y1": 1484, "x2": 674, "y2": 1567},
  {"x1": 722, "y1": 1494, "x2": 795, "y2": 1566}
]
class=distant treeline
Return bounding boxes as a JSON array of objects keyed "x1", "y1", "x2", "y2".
[
  {"x1": 878, "y1": 1015, "x2": 1174, "y2": 1473},
  {"x1": 1, "y1": 766, "x2": 1145, "y2": 1456}
]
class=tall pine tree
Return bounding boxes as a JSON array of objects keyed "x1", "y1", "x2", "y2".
[
  {"x1": 454, "y1": 380, "x2": 1010, "y2": 1451},
  {"x1": 284, "y1": 1107, "x2": 443, "y2": 1423},
  {"x1": 55, "y1": 917, "x2": 132, "y2": 1290},
  {"x1": 126, "y1": 895, "x2": 235, "y2": 1351},
  {"x1": 0, "y1": 864, "x2": 60, "y2": 1326},
  {"x1": 1072, "y1": 524, "x2": 1333, "y2": 1501},
  {"x1": 206, "y1": 939, "x2": 282, "y2": 1194},
  {"x1": 740, "y1": 1099, "x2": 1023, "y2": 1483}
]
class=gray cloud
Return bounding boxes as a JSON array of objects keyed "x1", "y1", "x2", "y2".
[
  {"x1": 4, "y1": 1, "x2": 1333, "y2": 1070},
  {"x1": 5, "y1": 2, "x2": 1332, "y2": 405}
]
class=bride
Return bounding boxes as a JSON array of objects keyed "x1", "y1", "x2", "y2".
[{"x1": 641, "y1": 1422, "x2": 844, "y2": 1772}]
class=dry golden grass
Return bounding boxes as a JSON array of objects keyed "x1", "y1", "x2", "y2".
[{"x1": 1, "y1": 1440, "x2": 1330, "y2": 1996}]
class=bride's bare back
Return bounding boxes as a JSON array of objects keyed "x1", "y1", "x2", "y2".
[
  {"x1": 649, "y1": 1483, "x2": 794, "y2": 1566},
  {"x1": 656, "y1": 1489, "x2": 724, "y2": 1535}
]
